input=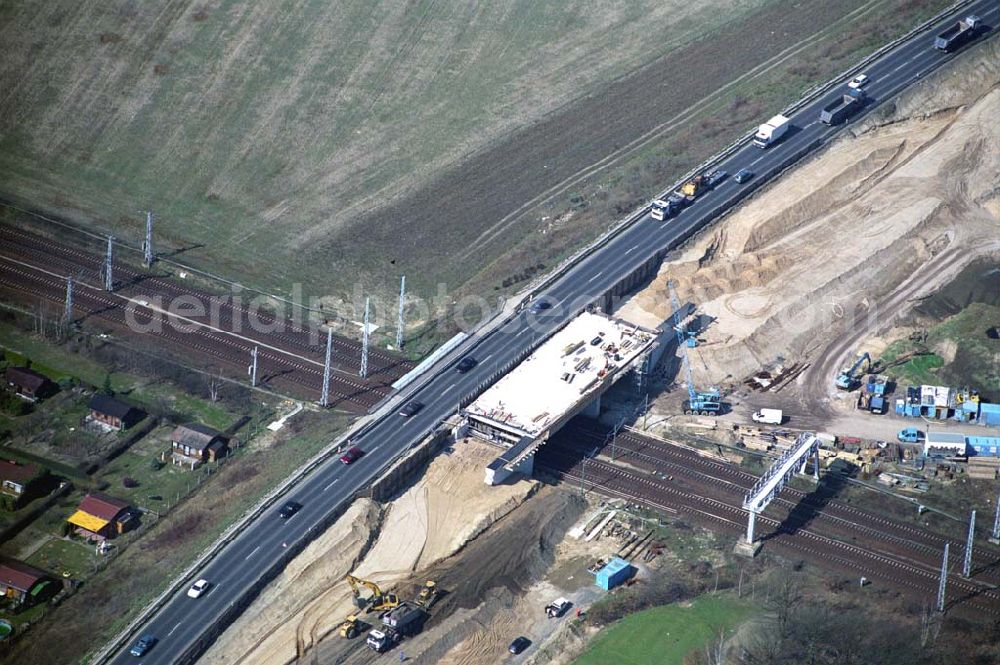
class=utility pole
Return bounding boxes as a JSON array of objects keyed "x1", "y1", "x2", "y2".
[
  {"x1": 63, "y1": 276, "x2": 74, "y2": 325},
  {"x1": 963, "y1": 510, "x2": 976, "y2": 578},
  {"x1": 991, "y1": 485, "x2": 1000, "y2": 544},
  {"x1": 395, "y1": 275, "x2": 406, "y2": 350},
  {"x1": 320, "y1": 328, "x2": 333, "y2": 407},
  {"x1": 937, "y1": 543, "x2": 949, "y2": 613},
  {"x1": 104, "y1": 236, "x2": 114, "y2": 292},
  {"x1": 360, "y1": 297, "x2": 370, "y2": 379},
  {"x1": 248, "y1": 346, "x2": 259, "y2": 388},
  {"x1": 142, "y1": 210, "x2": 154, "y2": 267}
]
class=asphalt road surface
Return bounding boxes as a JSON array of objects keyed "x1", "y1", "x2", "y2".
[{"x1": 111, "y1": 3, "x2": 998, "y2": 663}]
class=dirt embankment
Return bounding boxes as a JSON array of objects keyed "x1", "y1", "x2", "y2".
[
  {"x1": 201, "y1": 439, "x2": 538, "y2": 665},
  {"x1": 620, "y1": 37, "x2": 1000, "y2": 418}
]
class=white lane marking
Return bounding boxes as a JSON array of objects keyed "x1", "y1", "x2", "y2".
[
  {"x1": 624, "y1": 246, "x2": 638, "y2": 255},
  {"x1": 167, "y1": 621, "x2": 182, "y2": 637},
  {"x1": 587, "y1": 270, "x2": 604, "y2": 284},
  {"x1": 748, "y1": 155, "x2": 765, "y2": 167},
  {"x1": 479, "y1": 353, "x2": 492, "y2": 363},
  {"x1": 323, "y1": 479, "x2": 339, "y2": 491},
  {"x1": 245, "y1": 545, "x2": 261, "y2": 561},
  {"x1": 891, "y1": 60, "x2": 910, "y2": 74},
  {"x1": 517, "y1": 327, "x2": 530, "y2": 336},
  {"x1": 442, "y1": 383, "x2": 455, "y2": 395}
]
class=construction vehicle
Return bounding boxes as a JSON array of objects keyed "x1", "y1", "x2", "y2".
[
  {"x1": 416, "y1": 580, "x2": 438, "y2": 608},
  {"x1": 753, "y1": 114, "x2": 789, "y2": 148},
  {"x1": 366, "y1": 602, "x2": 426, "y2": 653},
  {"x1": 650, "y1": 198, "x2": 674, "y2": 221},
  {"x1": 338, "y1": 614, "x2": 364, "y2": 639},
  {"x1": 820, "y1": 89, "x2": 866, "y2": 125},
  {"x1": 674, "y1": 175, "x2": 707, "y2": 204},
  {"x1": 835, "y1": 352, "x2": 871, "y2": 391},
  {"x1": 934, "y1": 15, "x2": 980, "y2": 51},
  {"x1": 669, "y1": 282, "x2": 721, "y2": 415},
  {"x1": 345, "y1": 575, "x2": 400, "y2": 613}
]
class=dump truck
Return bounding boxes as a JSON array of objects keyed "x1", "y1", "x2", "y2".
[
  {"x1": 366, "y1": 602, "x2": 426, "y2": 652},
  {"x1": 753, "y1": 114, "x2": 790, "y2": 148},
  {"x1": 820, "y1": 89, "x2": 866, "y2": 125},
  {"x1": 751, "y1": 408, "x2": 783, "y2": 425},
  {"x1": 934, "y1": 15, "x2": 980, "y2": 51}
]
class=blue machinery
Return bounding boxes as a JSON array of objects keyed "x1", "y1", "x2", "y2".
[{"x1": 668, "y1": 282, "x2": 720, "y2": 415}]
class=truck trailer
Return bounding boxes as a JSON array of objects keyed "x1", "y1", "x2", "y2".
[
  {"x1": 820, "y1": 89, "x2": 866, "y2": 125},
  {"x1": 934, "y1": 15, "x2": 980, "y2": 51},
  {"x1": 753, "y1": 114, "x2": 790, "y2": 148},
  {"x1": 751, "y1": 408, "x2": 783, "y2": 425}
]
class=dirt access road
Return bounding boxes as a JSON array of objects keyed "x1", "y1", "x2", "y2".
[{"x1": 621, "y1": 37, "x2": 1000, "y2": 427}]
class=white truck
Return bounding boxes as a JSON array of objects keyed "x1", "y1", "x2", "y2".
[
  {"x1": 751, "y1": 408, "x2": 783, "y2": 425},
  {"x1": 752, "y1": 114, "x2": 790, "y2": 148},
  {"x1": 545, "y1": 597, "x2": 572, "y2": 618}
]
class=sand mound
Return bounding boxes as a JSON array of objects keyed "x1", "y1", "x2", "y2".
[{"x1": 620, "y1": 39, "x2": 1000, "y2": 387}]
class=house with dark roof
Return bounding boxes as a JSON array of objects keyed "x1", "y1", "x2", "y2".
[
  {"x1": 0, "y1": 460, "x2": 47, "y2": 508},
  {"x1": 0, "y1": 557, "x2": 56, "y2": 607},
  {"x1": 88, "y1": 394, "x2": 145, "y2": 431},
  {"x1": 66, "y1": 492, "x2": 137, "y2": 540},
  {"x1": 5, "y1": 366, "x2": 55, "y2": 401},
  {"x1": 169, "y1": 423, "x2": 228, "y2": 469}
]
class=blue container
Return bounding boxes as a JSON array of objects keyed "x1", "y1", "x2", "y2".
[
  {"x1": 595, "y1": 557, "x2": 634, "y2": 591},
  {"x1": 967, "y1": 435, "x2": 1000, "y2": 457},
  {"x1": 980, "y1": 403, "x2": 1000, "y2": 427}
]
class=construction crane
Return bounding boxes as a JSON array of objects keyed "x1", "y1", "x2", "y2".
[
  {"x1": 345, "y1": 575, "x2": 400, "y2": 613},
  {"x1": 835, "y1": 352, "x2": 871, "y2": 390},
  {"x1": 669, "y1": 282, "x2": 721, "y2": 415}
]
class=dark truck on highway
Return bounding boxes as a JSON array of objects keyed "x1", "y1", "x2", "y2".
[
  {"x1": 820, "y1": 89, "x2": 866, "y2": 125},
  {"x1": 934, "y1": 15, "x2": 980, "y2": 51}
]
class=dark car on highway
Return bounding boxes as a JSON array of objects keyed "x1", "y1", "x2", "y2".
[
  {"x1": 456, "y1": 357, "x2": 478, "y2": 373},
  {"x1": 528, "y1": 300, "x2": 552, "y2": 314},
  {"x1": 130, "y1": 634, "x2": 157, "y2": 657},
  {"x1": 704, "y1": 169, "x2": 727, "y2": 188},
  {"x1": 278, "y1": 500, "x2": 302, "y2": 519},
  {"x1": 734, "y1": 168, "x2": 754, "y2": 184},
  {"x1": 508, "y1": 636, "x2": 531, "y2": 655},
  {"x1": 399, "y1": 401, "x2": 424, "y2": 417},
  {"x1": 340, "y1": 446, "x2": 364, "y2": 465}
]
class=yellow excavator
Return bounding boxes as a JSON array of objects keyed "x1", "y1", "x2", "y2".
[{"x1": 345, "y1": 575, "x2": 400, "y2": 613}]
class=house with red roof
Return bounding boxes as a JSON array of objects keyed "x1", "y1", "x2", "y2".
[
  {"x1": 66, "y1": 492, "x2": 138, "y2": 540},
  {"x1": 0, "y1": 459, "x2": 47, "y2": 509},
  {"x1": 0, "y1": 556, "x2": 55, "y2": 607}
]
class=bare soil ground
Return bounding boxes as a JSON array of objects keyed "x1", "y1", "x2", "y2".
[
  {"x1": 619, "y1": 37, "x2": 1000, "y2": 427},
  {"x1": 202, "y1": 439, "x2": 538, "y2": 665}
]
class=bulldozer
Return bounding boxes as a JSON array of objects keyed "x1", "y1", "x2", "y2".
[
  {"x1": 416, "y1": 580, "x2": 438, "y2": 608},
  {"x1": 345, "y1": 575, "x2": 400, "y2": 613}
]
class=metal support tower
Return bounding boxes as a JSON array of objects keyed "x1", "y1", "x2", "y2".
[
  {"x1": 963, "y1": 510, "x2": 976, "y2": 578},
  {"x1": 395, "y1": 276, "x2": 406, "y2": 350},
  {"x1": 360, "y1": 297, "x2": 370, "y2": 379},
  {"x1": 249, "y1": 346, "x2": 259, "y2": 388},
  {"x1": 63, "y1": 276, "x2": 73, "y2": 325},
  {"x1": 320, "y1": 329, "x2": 333, "y2": 407},
  {"x1": 742, "y1": 433, "x2": 820, "y2": 544},
  {"x1": 142, "y1": 211, "x2": 154, "y2": 267},
  {"x1": 937, "y1": 543, "x2": 949, "y2": 612},
  {"x1": 104, "y1": 236, "x2": 114, "y2": 291},
  {"x1": 992, "y1": 485, "x2": 1000, "y2": 541}
]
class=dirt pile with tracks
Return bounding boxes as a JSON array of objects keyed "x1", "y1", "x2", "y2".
[
  {"x1": 201, "y1": 439, "x2": 537, "y2": 665},
  {"x1": 621, "y1": 38, "x2": 1000, "y2": 414}
]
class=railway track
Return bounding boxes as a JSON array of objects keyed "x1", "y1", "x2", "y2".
[
  {"x1": 0, "y1": 224, "x2": 413, "y2": 383},
  {"x1": 536, "y1": 447, "x2": 1000, "y2": 617},
  {"x1": 0, "y1": 257, "x2": 387, "y2": 411},
  {"x1": 555, "y1": 421, "x2": 1000, "y2": 585}
]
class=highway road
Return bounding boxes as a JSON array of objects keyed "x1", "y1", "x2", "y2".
[{"x1": 109, "y1": 4, "x2": 998, "y2": 663}]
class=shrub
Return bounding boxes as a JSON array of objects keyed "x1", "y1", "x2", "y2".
[{"x1": 122, "y1": 477, "x2": 139, "y2": 489}]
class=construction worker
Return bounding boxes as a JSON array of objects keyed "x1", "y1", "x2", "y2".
[{"x1": 399, "y1": 650, "x2": 406, "y2": 662}]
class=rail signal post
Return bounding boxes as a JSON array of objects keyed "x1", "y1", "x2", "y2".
[
  {"x1": 395, "y1": 276, "x2": 406, "y2": 350},
  {"x1": 104, "y1": 236, "x2": 114, "y2": 292},
  {"x1": 738, "y1": 433, "x2": 820, "y2": 557},
  {"x1": 142, "y1": 211, "x2": 154, "y2": 267},
  {"x1": 320, "y1": 329, "x2": 333, "y2": 407}
]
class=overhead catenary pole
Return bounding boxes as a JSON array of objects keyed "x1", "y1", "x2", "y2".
[
  {"x1": 320, "y1": 329, "x2": 333, "y2": 407},
  {"x1": 104, "y1": 236, "x2": 115, "y2": 291},
  {"x1": 963, "y1": 510, "x2": 976, "y2": 578},
  {"x1": 64, "y1": 276, "x2": 74, "y2": 324},
  {"x1": 360, "y1": 297, "x2": 370, "y2": 379},
  {"x1": 991, "y1": 485, "x2": 1000, "y2": 543},
  {"x1": 142, "y1": 210, "x2": 154, "y2": 267},
  {"x1": 937, "y1": 543, "x2": 949, "y2": 613},
  {"x1": 249, "y1": 346, "x2": 259, "y2": 388},
  {"x1": 395, "y1": 276, "x2": 406, "y2": 350}
]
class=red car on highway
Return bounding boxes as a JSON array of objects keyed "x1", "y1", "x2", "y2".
[{"x1": 340, "y1": 446, "x2": 364, "y2": 465}]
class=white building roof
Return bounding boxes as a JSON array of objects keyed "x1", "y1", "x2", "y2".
[{"x1": 466, "y1": 312, "x2": 656, "y2": 438}]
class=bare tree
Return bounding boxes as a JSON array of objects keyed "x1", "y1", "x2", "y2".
[
  {"x1": 704, "y1": 628, "x2": 728, "y2": 665},
  {"x1": 206, "y1": 370, "x2": 223, "y2": 402}
]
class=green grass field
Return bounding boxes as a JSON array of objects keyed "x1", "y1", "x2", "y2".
[{"x1": 575, "y1": 594, "x2": 753, "y2": 665}]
